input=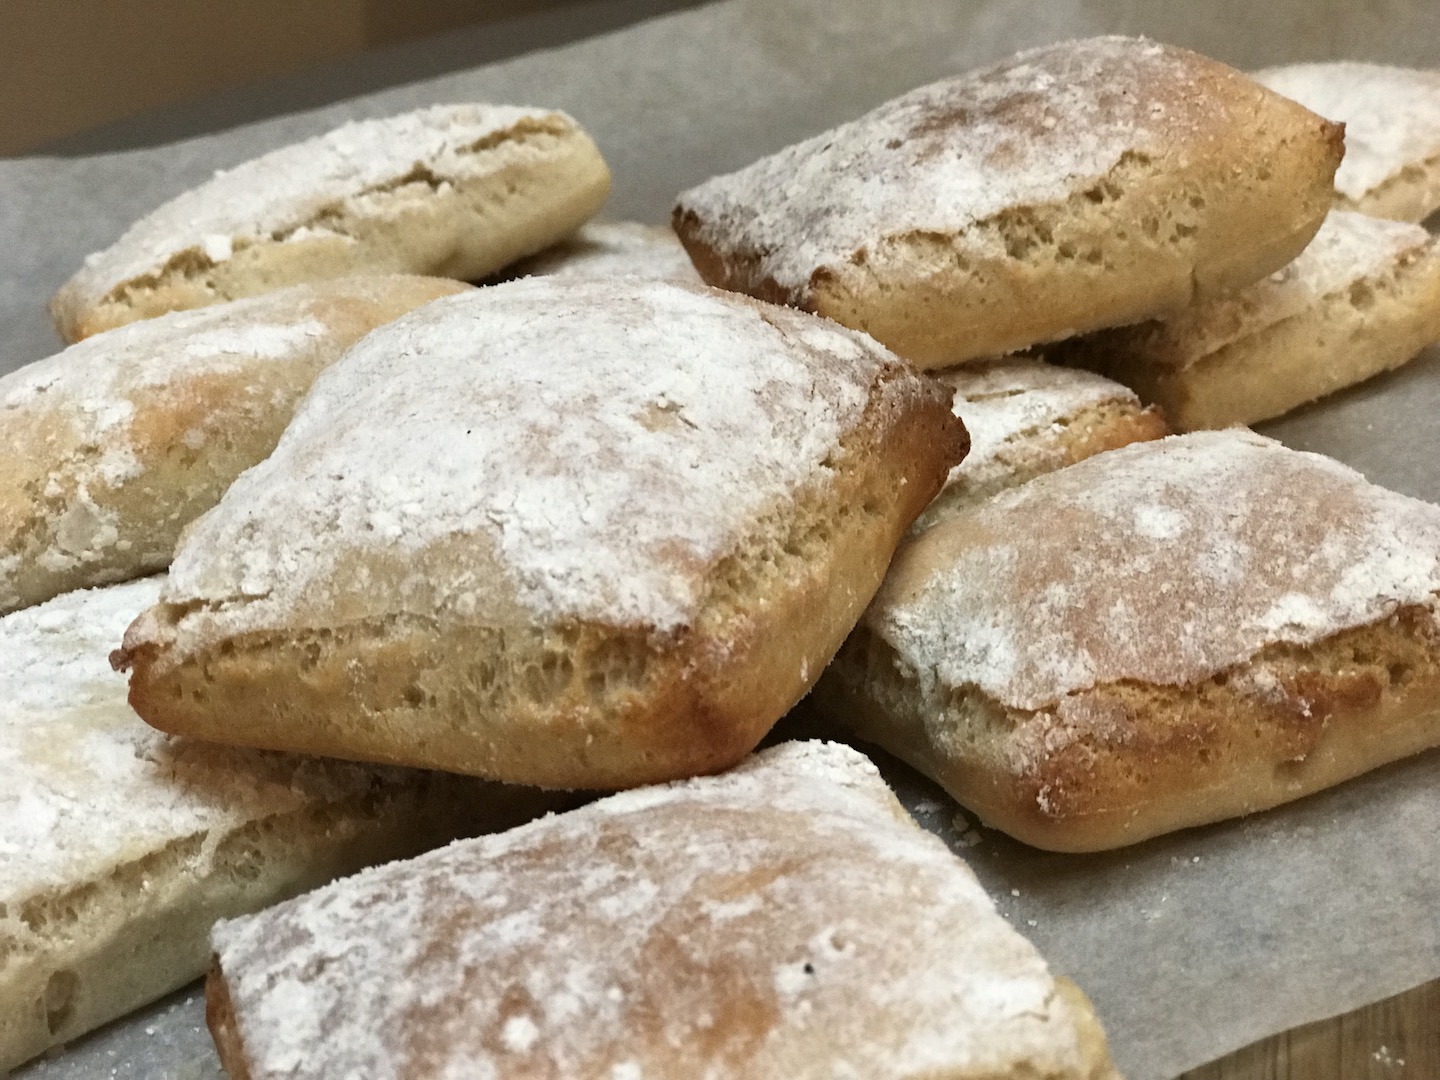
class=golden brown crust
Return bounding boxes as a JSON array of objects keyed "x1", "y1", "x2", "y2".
[
  {"x1": 205, "y1": 964, "x2": 253, "y2": 1080},
  {"x1": 122, "y1": 370, "x2": 964, "y2": 789},
  {"x1": 820, "y1": 606, "x2": 1440, "y2": 852},
  {"x1": 674, "y1": 37, "x2": 1343, "y2": 367}
]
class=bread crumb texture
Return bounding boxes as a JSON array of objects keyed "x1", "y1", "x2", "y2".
[
  {"x1": 1256, "y1": 61, "x2": 1440, "y2": 219},
  {"x1": 210, "y1": 741, "x2": 1118, "y2": 1080}
]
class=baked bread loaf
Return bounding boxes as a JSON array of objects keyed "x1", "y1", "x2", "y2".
[
  {"x1": 0, "y1": 275, "x2": 468, "y2": 615},
  {"x1": 1053, "y1": 211, "x2": 1440, "y2": 430},
  {"x1": 50, "y1": 104, "x2": 610, "y2": 341},
  {"x1": 0, "y1": 576, "x2": 556, "y2": 1073},
  {"x1": 914, "y1": 358, "x2": 1166, "y2": 532},
  {"x1": 504, "y1": 220, "x2": 703, "y2": 284},
  {"x1": 674, "y1": 36, "x2": 1344, "y2": 367},
  {"x1": 1256, "y1": 62, "x2": 1440, "y2": 222},
  {"x1": 115, "y1": 279, "x2": 967, "y2": 789},
  {"x1": 814, "y1": 430, "x2": 1440, "y2": 852},
  {"x1": 205, "y1": 741, "x2": 1120, "y2": 1080}
]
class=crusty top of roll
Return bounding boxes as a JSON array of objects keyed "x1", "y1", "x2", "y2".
[
  {"x1": 676, "y1": 35, "x2": 1326, "y2": 301},
  {"x1": 872, "y1": 430, "x2": 1440, "y2": 711},
  {"x1": 210, "y1": 741, "x2": 1110, "y2": 1080},
  {"x1": 59, "y1": 104, "x2": 584, "y2": 313},
  {"x1": 138, "y1": 278, "x2": 939, "y2": 660},
  {"x1": 1256, "y1": 62, "x2": 1440, "y2": 205},
  {"x1": 1078, "y1": 210, "x2": 1437, "y2": 370},
  {"x1": 0, "y1": 577, "x2": 395, "y2": 901}
]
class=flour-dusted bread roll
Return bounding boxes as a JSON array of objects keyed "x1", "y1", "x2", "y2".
[
  {"x1": 0, "y1": 276, "x2": 469, "y2": 616},
  {"x1": 0, "y1": 577, "x2": 555, "y2": 1073},
  {"x1": 50, "y1": 104, "x2": 611, "y2": 341},
  {"x1": 114, "y1": 279, "x2": 967, "y2": 789},
  {"x1": 914, "y1": 359, "x2": 1166, "y2": 533},
  {"x1": 205, "y1": 741, "x2": 1120, "y2": 1080},
  {"x1": 1054, "y1": 211, "x2": 1440, "y2": 430},
  {"x1": 1256, "y1": 62, "x2": 1440, "y2": 222},
  {"x1": 504, "y1": 220, "x2": 703, "y2": 284},
  {"x1": 814, "y1": 431, "x2": 1440, "y2": 852},
  {"x1": 674, "y1": 36, "x2": 1343, "y2": 368}
]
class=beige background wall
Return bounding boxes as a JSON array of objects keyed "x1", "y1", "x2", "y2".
[{"x1": 0, "y1": 0, "x2": 575, "y2": 155}]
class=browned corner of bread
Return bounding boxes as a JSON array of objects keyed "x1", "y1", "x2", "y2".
[
  {"x1": 206, "y1": 959, "x2": 255, "y2": 1080},
  {"x1": 671, "y1": 206, "x2": 800, "y2": 307}
]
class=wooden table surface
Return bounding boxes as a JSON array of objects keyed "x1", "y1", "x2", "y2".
[{"x1": 1180, "y1": 979, "x2": 1438, "y2": 1079}]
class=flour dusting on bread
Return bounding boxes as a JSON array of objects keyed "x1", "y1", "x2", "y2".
[{"x1": 878, "y1": 430, "x2": 1440, "y2": 711}]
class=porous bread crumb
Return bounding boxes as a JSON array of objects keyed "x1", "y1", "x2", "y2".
[
  {"x1": 1256, "y1": 62, "x2": 1440, "y2": 216},
  {"x1": 210, "y1": 742, "x2": 1114, "y2": 1080},
  {"x1": 874, "y1": 430, "x2": 1440, "y2": 711}
]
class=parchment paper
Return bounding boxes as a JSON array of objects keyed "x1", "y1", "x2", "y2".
[{"x1": 5, "y1": 2, "x2": 1439, "y2": 1078}]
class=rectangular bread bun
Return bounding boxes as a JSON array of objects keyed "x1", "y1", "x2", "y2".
[
  {"x1": 674, "y1": 36, "x2": 1343, "y2": 367},
  {"x1": 0, "y1": 576, "x2": 558, "y2": 1072},
  {"x1": 1257, "y1": 62, "x2": 1440, "y2": 222},
  {"x1": 49, "y1": 104, "x2": 611, "y2": 341},
  {"x1": 206, "y1": 741, "x2": 1120, "y2": 1080},
  {"x1": 915, "y1": 358, "x2": 1167, "y2": 533},
  {"x1": 1053, "y1": 211, "x2": 1440, "y2": 430},
  {"x1": 814, "y1": 431, "x2": 1440, "y2": 852},
  {"x1": 114, "y1": 279, "x2": 968, "y2": 791},
  {"x1": 0, "y1": 275, "x2": 469, "y2": 615}
]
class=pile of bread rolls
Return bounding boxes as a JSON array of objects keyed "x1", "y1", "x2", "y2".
[{"x1": 5, "y1": 37, "x2": 1440, "y2": 1080}]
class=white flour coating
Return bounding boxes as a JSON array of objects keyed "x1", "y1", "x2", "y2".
[
  {"x1": 873, "y1": 430, "x2": 1440, "y2": 711},
  {"x1": 677, "y1": 36, "x2": 1241, "y2": 297},
  {"x1": 1124, "y1": 210, "x2": 1435, "y2": 368},
  {"x1": 70, "y1": 103, "x2": 571, "y2": 304},
  {"x1": 0, "y1": 577, "x2": 388, "y2": 904},
  {"x1": 509, "y1": 222, "x2": 702, "y2": 284},
  {"x1": 936, "y1": 359, "x2": 1139, "y2": 492},
  {"x1": 211, "y1": 742, "x2": 1093, "y2": 1080},
  {"x1": 161, "y1": 278, "x2": 899, "y2": 649},
  {"x1": 1256, "y1": 62, "x2": 1440, "y2": 202}
]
